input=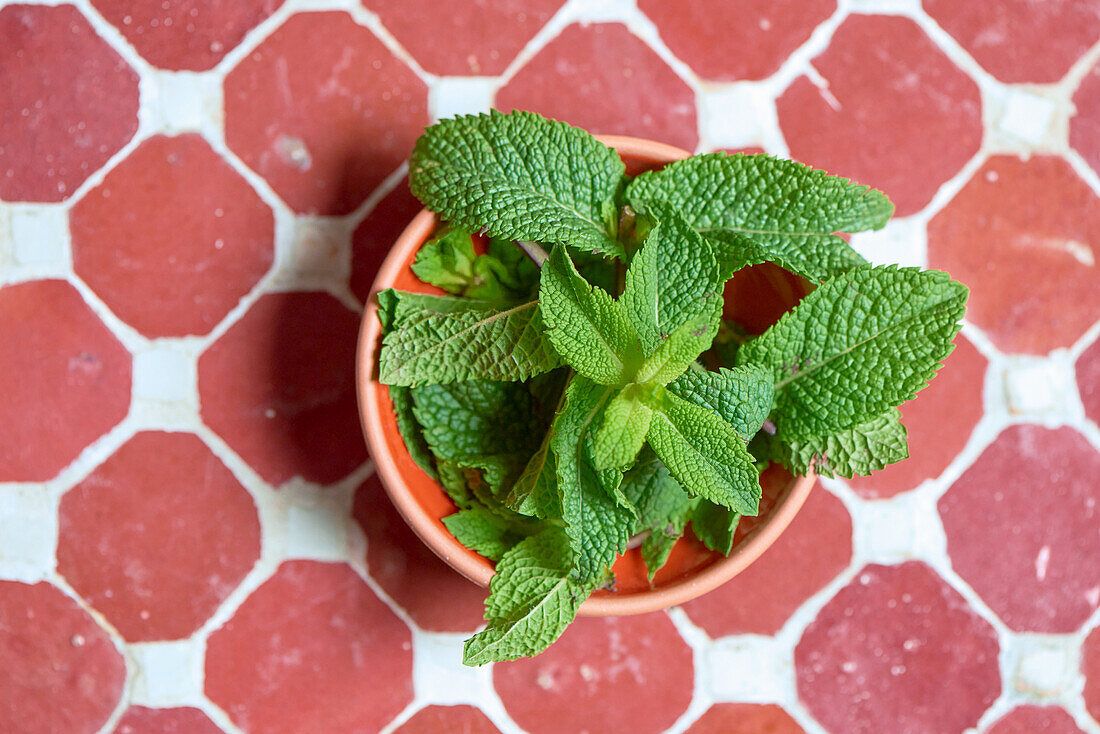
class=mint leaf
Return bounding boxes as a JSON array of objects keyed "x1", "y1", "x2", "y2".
[
  {"x1": 620, "y1": 455, "x2": 696, "y2": 577},
  {"x1": 634, "y1": 300, "x2": 722, "y2": 385},
  {"x1": 412, "y1": 225, "x2": 480, "y2": 294},
  {"x1": 410, "y1": 111, "x2": 626, "y2": 257},
  {"x1": 380, "y1": 296, "x2": 560, "y2": 386},
  {"x1": 540, "y1": 245, "x2": 643, "y2": 385},
  {"x1": 620, "y1": 202, "x2": 724, "y2": 352},
  {"x1": 626, "y1": 153, "x2": 888, "y2": 282},
  {"x1": 772, "y1": 408, "x2": 908, "y2": 479},
  {"x1": 443, "y1": 507, "x2": 539, "y2": 562},
  {"x1": 738, "y1": 266, "x2": 967, "y2": 440},
  {"x1": 437, "y1": 460, "x2": 474, "y2": 508},
  {"x1": 506, "y1": 431, "x2": 559, "y2": 518},
  {"x1": 691, "y1": 501, "x2": 740, "y2": 554},
  {"x1": 552, "y1": 376, "x2": 638, "y2": 582},
  {"x1": 463, "y1": 528, "x2": 590, "y2": 665},
  {"x1": 389, "y1": 385, "x2": 436, "y2": 479},
  {"x1": 413, "y1": 226, "x2": 538, "y2": 301},
  {"x1": 667, "y1": 365, "x2": 774, "y2": 439},
  {"x1": 647, "y1": 388, "x2": 761, "y2": 515},
  {"x1": 591, "y1": 384, "x2": 656, "y2": 471}
]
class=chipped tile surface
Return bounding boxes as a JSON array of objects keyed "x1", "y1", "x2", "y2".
[{"x1": 1, "y1": 2, "x2": 1099, "y2": 732}]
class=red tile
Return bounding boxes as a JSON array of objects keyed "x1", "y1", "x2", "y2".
[
  {"x1": 0, "y1": 5, "x2": 138, "y2": 202},
  {"x1": 224, "y1": 11, "x2": 428, "y2": 215},
  {"x1": 58, "y1": 431, "x2": 261, "y2": 642},
  {"x1": 90, "y1": 0, "x2": 283, "y2": 71},
  {"x1": 685, "y1": 703, "x2": 804, "y2": 734},
  {"x1": 496, "y1": 23, "x2": 698, "y2": 151},
  {"x1": 985, "y1": 705, "x2": 1086, "y2": 734},
  {"x1": 640, "y1": 0, "x2": 835, "y2": 81},
  {"x1": 0, "y1": 280, "x2": 130, "y2": 482},
  {"x1": 777, "y1": 15, "x2": 981, "y2": 217},
  {"x1": 71, "y1": 134, "x2": 274, "y2": 338},
  {"x1": 112, "y1": 706, "x2": 222, "y2": 734},
  {"x1": 796, "y1": 562, "x2": 1000, "y2": 734},
  {"x1": 924, "y1": 0, "x2": 1099, "y2": 84},
  {"x1": 850, "y1": 334, "x2": 986, "y2": 498},
  {"x1": 939, "y1": 425, "x2": 1100, "y2": 633},
  {"x1": 682, "y1": 484, "x2": 851, "y2": 636},
  {"x1": 353, "y1": 475, "x2": 487, "y2": 632},
  {"x1": 350, "y1": 179, "x2": 423, "y2": 304},
  {"x1": 494, "y1": 613, "x2": 693, "y2": 734},
  {"x1": 364, "y1": 0, "x2": 564, "y2": 76},
  {"x1": 1072, "y1": 61, "x2": 1100, "y2": 188},
  {"x1": 928, "y1": 155, "x2": 1100, "y2": 354},
  {"x1": 198, "y1": 292, "x2": 367, "y2": 486},
  {"x1": 0, "y1": 580, "x2": 126, "y2": 734},
  {"x1": 1079, "y1": 338, "x2": 1100, "y2": 426},
  {"x1": 1085, "y1": 626, "x2": 1100, "y2": 724},
  {"x1": 205, "y1": 560, "x2": 413, "y2": 734},
  {"x1": 394, "y1": 705, "x2": 500, "y2": 734}
]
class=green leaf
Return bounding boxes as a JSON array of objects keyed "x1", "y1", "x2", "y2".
[
  {"x1": 690, "y1": 501, "x2": 740, "y2": 554},
  {"x1": 666, "y1": 365, "x2": 774, "y2": 439},
  {"x1": 620, "y1": 202, "x2": 724, "y2": 352},
  {"x1": 413, "y1": 226, "x2": 539, "y2": 301},
  {"x1": 379, "y1": 296, "x2": 560, "y2": 386},
  {"x1": 626, "y1": 153, "x2": 890, "y2": 282},
  {"x1": 388, "y1": 385, "x2": 436, "y2": 479},
  {"x1": 738, "y1": 266, "x2": 968, "y2": 440},
  {"x1": 551, "y1": 376, "x2": 638, "y2": 583},
  {"x1": 540, "y1": 245, "x2": 643, "y2": 385},
  {"x1": 506, "y1": 431, "x2": 560, "y2": 518},
  {"x1": 410, "y1": 111, "x2": 626, "y2": 257},
  {"x1": 443, "y1": 507, "x2": 540, "y2": 562},
  {"x1": 646, "y1": 388, "x2": 761, "y2": 515},
  {"x1": 634, "y1": 300, "x2": 722, "y2": 385},
  {"x1": 620, "y1": 454, "x2": 696, "y2": 577},
  {"x1": 463, "y1": 528, "x2": 590, "y2": 665},
  {"x1": 590, "y1": 384, "x2": 656, "y2": 471},
  {"x1": 412, "y1": 225, "x2": 480, "y2": 294},
  {"x1": 411, "y1": 380, "x2": 548, "y2": 492},
  {"x1": 772, "y1": 408, "x2": 908, "y2": 479},
  {"x1": 436, "y1": 460, "x2": 474, "y2": 508}
]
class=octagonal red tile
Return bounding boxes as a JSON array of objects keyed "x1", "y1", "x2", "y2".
[
  {"x1": 394, "y1": 705, "x2": 500, "y2": 734},
  {"x1": 777, "y1": 14, "x2": 981, "y2": 217},
  {"x1": 682, "y1": 484, "x2": 852, "y2": 636},
  {"x1": 112, "y1": 706, "x2": 222, "y2": 734},
  {"x1": 985, "y1": 705, "x2": 1086, "y2": 734},
  {"x1": 924, "y1": 0, "x2": 1099, "y2": 84},
  {"x1": 205, "y1": 560, "x2": 413, "y2": 734},
  {"x1": 496, "y1": 23, "x2": 698, "y2": 151},
  {"x1": 639, "y1": 0, "x2": 835, "y2": 81},
  {"x1": 0, "y1": 280, "x2": 130, "y2": 482},
  {"x1": 224, "y1": 11, "x2": 428, "y2": 215},
  {"x1": 685, "y1": 703, "x2": 804, "y2": 734},
  {"x1": 353, "y1": 474, "x2": 487, "y2": 632},
  {"x1": 198, "y1": 291, "x2": 367, "y2": 486},
  {"x1": 795, "y1": 561, "x2": 1000, "y2": 734},
  {"x1": 1079, "y1": 337, "x2": 1100, "y2": 426},
  {"x1": 363, "y1": 0, "x2": 564, "y2": 76},
  {"x1": 71, "y1": 134, "x2": 274, "y2": 338},
  {"x1": 849, "y1": 334, "x2": 986, "y2": 498},
  {"x1": 350, "y1": 178, "x2": 423, "y2": 304},
  {"x1": 91, "y1": 0, "x2": 284, "y2": 71},
  {"x1": 58, "y1": 431, "x2": 261, "y2": 642},
  {"x1": 929, "y1": 155, "x2": 1100, "y2": 354},
  {"x1": 0, "y1": 580, "x2": 126, "y2": 734},
  {"x1": 939, "y1": 425, "x2": 1100, "y2": 633},
  {"x1": 1085, "y1": 626, "x2": 1100, "y2": 724},
  {"x1": 0, "y1": 4, "x2": 138, "y2": 202},
  {"x1": 1072, "y1": 60, "x2": 1100, "y2": 183},
  {"x1": 494, "y1": 613, "x2": 693, "y2": 734}
]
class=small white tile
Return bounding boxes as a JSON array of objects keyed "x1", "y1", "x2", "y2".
[
  {"x1": 130, "y1": 640, "x2": 204, "y2": 704},
  {"x1": 706, "y1": 636, "x2": 789, "y2": 701},
  {"x1": 133, "y1": 347, "x2": 194, "y2": 403},
  {"x1": 274, "y1": 216, "x2": 350, "y2": 288},
  {"x1": 999, "y1": 90, "x2": 1056, "y2": 146},
  {"x1": 853, "y1": 492, "x2": 944, "y2": 563},
  {"x1": 284, "y1": 499, "x2": 349, "y2": 560},
  {"x1": 1002, "y1": 356, "x2": 1076, "y2": 417},
  {"x1": 701, "y1": 85, "x2": 767, "y2": 150},
  {"x1": 413, "y1": 631, "x2": 490, "y2": 704},
  {"x1": 429, "y1": 78, "x2": 496, "y2": 120},
  {"x1": 1010, "y1": 636, "x2": 1076, "y2": 697},
  {"x1": 848, "y1": 218, "x2": 926, "y2": 269},
  {"x1": 150, "y1": 71, "x2": 221, "y2": 134},
  {"x1": 0, "y1": 487, "x2": 57, "y2": 582},
  {"x1": 10, "y1": 206, "x2": 69, "y2": 268}
]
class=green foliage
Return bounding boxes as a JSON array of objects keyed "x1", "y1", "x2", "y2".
[
  {"x1": 768, "y1": 408, "x2": 909, "y2": 479},
  {"x1": 412, "y1": 226, "x2": 538, "y2": 301}
]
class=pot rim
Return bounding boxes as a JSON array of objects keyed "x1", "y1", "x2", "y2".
[{"x1": 355, "y1": 134, "x2": 816, "y2": 616}]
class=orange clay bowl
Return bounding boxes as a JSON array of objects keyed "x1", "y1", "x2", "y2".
[{"x1": 356, "y1": 135, "x2": 816, "y2": 616}]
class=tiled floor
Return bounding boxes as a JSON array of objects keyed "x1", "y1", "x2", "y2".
[{"x1": 1, "y1": 1, "x2": 1099, "y2": 732}]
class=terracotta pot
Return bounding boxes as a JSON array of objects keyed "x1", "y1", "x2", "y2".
[{"x1": 356, "y1": 135, "x2": 816, "y2": 616}]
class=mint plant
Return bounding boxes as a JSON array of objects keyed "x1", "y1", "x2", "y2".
[{"x1": 377, "y1": 111, "x2": 967, "y2": 666}]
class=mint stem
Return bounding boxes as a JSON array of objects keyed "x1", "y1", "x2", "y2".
[{"x1": 517, "y1": 240, "x2": 549, "y2": 268}]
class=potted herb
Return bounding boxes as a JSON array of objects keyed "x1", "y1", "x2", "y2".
[{"x1": 356, "y1": 111, "x2": 966, "y2": 666}]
